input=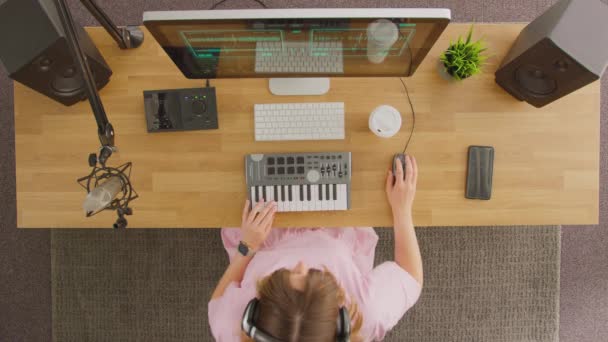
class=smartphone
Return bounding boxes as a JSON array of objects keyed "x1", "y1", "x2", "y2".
[{"x1": 465, "y1": 146, "x2": 494, "y2": 200}]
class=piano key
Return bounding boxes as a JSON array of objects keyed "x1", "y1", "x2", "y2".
[
  {"x1": 274, "y1": 186, "x2": 278, "y2": 202},
  {"x1": 325, "y1": 184, "x2": 330, "y2": 201},
  {"x1": 312, "y1": 186, "x2": 321, "y2": 211},
  {"x1": 281, "y1": 185, "x2": 286, "y2": 203},
  {"x1": 327, "y1": 184, "x2": 335, "y2": 211},
  {"x1": 250, "y1": 187, "x2": 256, "y2": 206},
  {"x1": 266, "y1": 185, "x2": 274, "y2": 202},
  {"x1": 333, "y1": 184, "x2": 337, "y2": 200},
  {"x1": 277, "y1": 186, "x2": 285, "y2": 211},
  {"x1": 321, "y1": 184, "x2": 329, "y2": 211},
  {"x1": 291, "y1": 185, "x2": 299, "y2": 211},
  {"x1": 254, "y1": 186, "x2": 259, "y2": 203},
  {"x1": 294, "y1": 186, "x2": 303, "y2": 211},
  {"x1": 336, "y1": 184, "x2": 347, "y2": 210},
  {"x1": 288, "y1": 186, "x2": 293, "y2": 201},
  {"x1": 301, "y1": 188, "x2": 310, "y2": 211},
  {"x1": 307, "y1": 185, "x2": 311, "y2": 201},
  {"x1": 299, "y1": 184, "x2": 304, "y2": 201},
  {"x1": 334, "y1": 184, "x2": 343, "y2": 210},
  {"x1": 318, "y1": 184, "x2": 323, "y2": 201},
  {"x1": 283, "y1": 189, "x2": 292, "y2": 212},
  {"x1": 262, "y1": 186, "x2": 267, "y2": 201},
  {"x1": 284, "y1": 185, "x2": 292, "y2": 211}
]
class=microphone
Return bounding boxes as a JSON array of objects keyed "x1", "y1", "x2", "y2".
[{"x1": 78, "y1": 149, "x2": 138, "y2": 229}]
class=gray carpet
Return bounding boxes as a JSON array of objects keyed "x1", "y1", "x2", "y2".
[{"x1": 52, "y1": 227, "x2": 560, "y2": 342}]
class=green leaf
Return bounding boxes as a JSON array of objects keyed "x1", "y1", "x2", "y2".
[{"x1": 466, "y1": 25, "x2": 473, "y2": 44}]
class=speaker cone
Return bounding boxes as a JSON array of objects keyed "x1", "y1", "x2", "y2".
[
  {"x1": 515, "y1": 64, "x2": 557, "y2": 96},
  {"x1": 51, "y1": 67, "x2": 84, "y2": 97}
]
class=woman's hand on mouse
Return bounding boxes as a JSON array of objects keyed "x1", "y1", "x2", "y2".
[
  {"x1": 385, "y1": 154, "x2": 418, "y2": 220},
  {"x1": 241, "y1": 199, "x2": 277, "y2": 251}
]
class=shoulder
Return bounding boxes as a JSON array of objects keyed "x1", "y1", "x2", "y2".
[
  {"x1": 357, "y1": 262, "x2": 423, "y2": 340},
  {"x1": 208, "y1": 282, "x2": 257, "y2": 341}
]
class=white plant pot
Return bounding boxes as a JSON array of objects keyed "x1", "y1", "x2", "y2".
[{"x1": 437, "y1": 59, "x2": 456, "y2": 81}]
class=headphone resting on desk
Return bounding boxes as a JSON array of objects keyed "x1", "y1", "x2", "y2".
[{"x1": 242, "y1": 298, "x2": 351, "y2": 342}]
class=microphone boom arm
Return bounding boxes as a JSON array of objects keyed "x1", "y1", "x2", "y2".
[
  {"x1": 53, "y1": 0, "x2": 143, "y2": 166},
  {"x1": 53, "y1": 0, "x2": 141, "y2": 227}
]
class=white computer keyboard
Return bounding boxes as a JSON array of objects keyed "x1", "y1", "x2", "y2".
[
  {"x1": 255, "y1": 41, "x2": 344, "y2": 74},
  {"x1": 254, "y1": 102, "x2": 345, "y2": 141}
]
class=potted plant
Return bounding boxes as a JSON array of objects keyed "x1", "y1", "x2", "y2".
[{"x1": 438, "y1": 26, "x2": 487, "y2": 81}]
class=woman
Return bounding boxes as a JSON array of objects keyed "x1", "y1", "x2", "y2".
[{"x1": 209, "y1": 155, "x2": 422, "y2": 341}]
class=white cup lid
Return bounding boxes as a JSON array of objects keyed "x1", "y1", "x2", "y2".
[{"x1": 369, "y1": 105, "x2": 402, "y2": 138}]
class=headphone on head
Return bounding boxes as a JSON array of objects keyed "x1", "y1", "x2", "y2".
[{"x1": 241, "y1": 298, "x2": 351, "y2": 342}]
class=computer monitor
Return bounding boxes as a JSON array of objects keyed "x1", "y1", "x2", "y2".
[{"x1": 143, "y1": 8, "x2": 450, "y2": 95}]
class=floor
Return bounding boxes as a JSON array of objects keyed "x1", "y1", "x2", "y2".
[{"x1": 1, "y1": 1, "x2": 607, "y2": 341}]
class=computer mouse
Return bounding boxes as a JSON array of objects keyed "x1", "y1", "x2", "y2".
[{"x1": 392, "y1": 153, "x2": 407, "y2": 180}]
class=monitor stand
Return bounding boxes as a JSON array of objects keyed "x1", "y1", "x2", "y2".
[{"x1": 269, "y1": 78, "x2": 330, "y2": 96}]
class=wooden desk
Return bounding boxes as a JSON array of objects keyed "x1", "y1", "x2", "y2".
[{"x1": 15, "y1": 24, "x2": 600, "y2": 228}]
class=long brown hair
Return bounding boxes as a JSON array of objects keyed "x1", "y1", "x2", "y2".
[{"x1": 242, "y1": 268, "x2": 363, "y2": 342}]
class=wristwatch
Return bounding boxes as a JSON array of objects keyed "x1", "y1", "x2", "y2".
[{"x1": 238, "y1": 241, "x2": 254, "y2": 257}]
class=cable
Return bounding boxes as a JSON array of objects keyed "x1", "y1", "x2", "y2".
[
  {"x1": 210, "y1": 0, "x2": 268, "y2": 10},
  {"x1": 400, "y1": 30, "x2": 416, "y2": 154},
  {"x1": 399, "y1": 77, "x2": 416, "y2": 154}
]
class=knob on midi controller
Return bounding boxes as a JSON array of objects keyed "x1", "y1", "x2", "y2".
[{"x1": 307, "y1": 169, "x2": 321, "y2": 183}]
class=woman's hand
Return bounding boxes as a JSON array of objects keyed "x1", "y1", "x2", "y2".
[
  {"x1": 385, "y1": 154, "x2": 418, "y2": 220},
  {"x1": 240, "y1": 199, "x2": 277, "y2": 251}
]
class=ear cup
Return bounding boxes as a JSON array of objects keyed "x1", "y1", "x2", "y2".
[
  {"x1": 336, "y1": 306, "x2": 351, "y2": 342},
  {"x1": 241, "y1": 298, "x2": 280, "y2": 342}
]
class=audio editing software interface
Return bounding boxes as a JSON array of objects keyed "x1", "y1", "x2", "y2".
[
  {"x1": 179, "y1": 20, "x2": 417, "y2": 77},
  {"x1": 149, "y1": 17, "x2": 448, "y2": 79}
]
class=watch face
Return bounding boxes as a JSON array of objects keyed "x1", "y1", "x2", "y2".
[{"x1": 238, "y1": 242, "x2": 249, "y2": 256}]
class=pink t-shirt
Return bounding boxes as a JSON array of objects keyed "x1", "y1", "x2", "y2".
[{"x1": 208, "y1": 227, "x2": 421, "y2": 342}]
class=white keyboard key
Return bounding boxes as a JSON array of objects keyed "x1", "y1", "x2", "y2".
[
  {"x1": 277, "y1": 185, "x2": 285, "y2": 212},
  {"x1": 312, "y1": 186, "x2": 321, "y2": 211},
  {"x1": 293, "y1": 185, "x2": 302, "y2": 212},
  {"x1": 287, "y1": 185, "x2": 296, "y2": 212},
  {"x1": 321, "y1": 184, "x2": 329, "y2": 211},
  {"x1": 266, "y1": 185, "x2": 274, "y2": 202},
  {"x1": 336, "y1": 184, "x2": 348, "y2": 210},
  {"x1": 249, "y1": 187, "x2": 255, "y2": 204},
  {"x1": 328, "y1": 184, "x2": 335, "y2": 211}
]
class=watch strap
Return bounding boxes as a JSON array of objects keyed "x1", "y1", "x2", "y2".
[{"x1": 238, "y1": 241, "x2": 253, "y2": 256}]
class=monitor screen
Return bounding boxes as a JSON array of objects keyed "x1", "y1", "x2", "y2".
[{"x1": 144, "y1": 9, "x2": 450, "y2": 79}]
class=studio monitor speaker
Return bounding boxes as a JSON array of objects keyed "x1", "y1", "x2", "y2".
[
  {"x1": 0, "y1": 0, "x2": 112, "y2": 106},
  {"x1": 495, "y1": 0, "x2": 608, "y2": 108}
]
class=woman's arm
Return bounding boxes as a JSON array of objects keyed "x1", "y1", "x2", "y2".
[
  {"x1": 211, "y1": 199, "x2": 277, "y2": 299},
  {"x1": 385, "y1": 155, "x2": 423, "y2": 286},
  {"x1": 211, "y1": 253, "x2": 254, "y2": 299}
]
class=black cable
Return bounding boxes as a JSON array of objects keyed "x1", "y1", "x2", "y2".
[
  {"x1": 399, "y1": 77, "x2": 415, "y2": 154},
  {"x1": 400, "y1": 30, "x2": 416, "y2": 154},
  {"x1": 210, "y1": 0, "x2": 268, "y2": 10}
]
